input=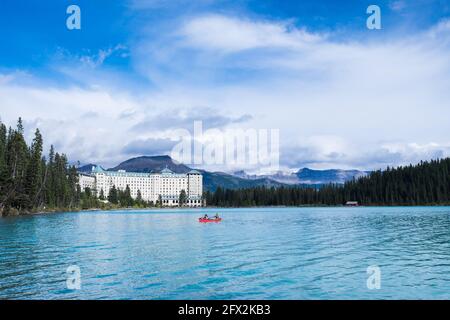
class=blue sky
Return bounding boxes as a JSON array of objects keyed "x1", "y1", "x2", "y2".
[
  {"x1": 2, "y1": 1, "x2": 448, "y2": 71},
  {"x1": 1, "y1": 0, "x2": 450, "y2": 172}
]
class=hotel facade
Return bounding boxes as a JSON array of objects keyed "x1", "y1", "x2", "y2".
[{"x1": 78, "y1": 166, "x2": 203, "y2": 207}]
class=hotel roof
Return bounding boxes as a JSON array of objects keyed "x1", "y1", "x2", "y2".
[
  {"x1": 161, "y1": 167, "x2": 174, "y2": 174},
  {"x1": 89, "y1": 165, "x2": 194, "y2": 177}
]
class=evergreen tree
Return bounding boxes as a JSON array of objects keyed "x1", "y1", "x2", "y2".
[
  {"x1": 5, "y1": 119, "x2": 29, "y2": 209},
  {"x1": 0, "y1": 121, "x2": 7, "y2": 174},
  {"x1": 45, "y1": 145, "x2": 56, "y2": 207},
  {"x1": 75, "y1": 184, "x2": 82, "y2": 208},
  {"x1": 80, "y1": 187, "x2": 100, "y2": 209},
  {"x1": 179, "y1": 189, "x2": 187, "y2": 207},
  {"x1": 108, "y1": 185, "x2": 118, "y2": 204},
  {"x1": 123, "y1": 185, "x2": 134, "y2": 207},
  {"x1": 24, "y1": 129, "x2": 43, "y2": 208},
  {"x1": 67, "y1": 165, "x2": 79, "y2": 208},
  {"x1": 53, "y1": 152, "x2": 70, "y2": 208},
  {"x1": 136, "y1": 189, "x2": 143, "y2": 206},
  {"x1": 16, "y1": 117, "x2": 24, "y2": 134},
  {"x1": 0, "y1": 121, "x2": 10, "y2": 213},
  {"x1": 157, "y1": 194, "x2": 162, "y2": 207},
  {"x1": 99, "y1": 188, "x2": 105, "y2": 200},
  {"x1": 117, "y1": 185, "x2": 133, "y2": 207}
]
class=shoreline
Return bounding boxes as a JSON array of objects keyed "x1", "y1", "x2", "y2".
[{"x1": 3, "y1": 203, "x2": 450, "y2": 217}]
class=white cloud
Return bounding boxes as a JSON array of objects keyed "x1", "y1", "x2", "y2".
[
  {"x1": 78, "y1": 44, "x2": 128, "y2": 68},
  {"x1": 427, "y1": 18, "x2": 450, "y2": 40},
  {"x1": 179, "y1": 14, "x2": 323, "y2": 53},
  {"x1": 0, "y1": 76, "x2": 254, "y2": 168},
  {"x1": 2, "y1": 14, "x2": 450, "y2": 172},
  {"x1": 128, "y1": 0, "x2": 223, "y2": 10},
  {"x1": 0, "y1": 82, "x2": 142, "y2": 167},
  {"x1": 389, "y1": 0, "x2": 407, "y2": 12},
  {"x1": 282, "y1": 136, "x2": 450, "y2": 171}
]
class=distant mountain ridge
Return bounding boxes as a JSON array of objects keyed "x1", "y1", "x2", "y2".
[
  {"x1": 77, "y1": 155, "x2": 369, "y2": 191},
  {"x1": 233, "y1": 168, "x2": 369, "y2": 185},
  {"x1": 110, "y1": 155, "x2": 191, "y2": 173},
  {"x1": 77, "y1": 164, "x2": 99, "y2": 173},
  {"x1": 295, "y1": 168, "x2": 369, "y2": 184}
]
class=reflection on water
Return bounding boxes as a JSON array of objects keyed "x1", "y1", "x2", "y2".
[{"x1": 0, "y1": 207, "x2": 449, "y2": 299}]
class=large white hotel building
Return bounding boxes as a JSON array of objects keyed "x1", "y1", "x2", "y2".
[{"x1": 78, "y1": 166, "x2": 203, "y2": 207}]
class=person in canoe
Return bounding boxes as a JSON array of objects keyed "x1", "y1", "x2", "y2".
[
  {"x1": 203, "y1": 214, "x2": 209, "y2": 219},
  {"x1": 214, "y1": 213, "x2": 220, "y2": 219}
]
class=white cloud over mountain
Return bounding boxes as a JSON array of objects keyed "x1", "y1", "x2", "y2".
[{"x1": 1, "y1": 13, "x2": 450, "y2": 172}]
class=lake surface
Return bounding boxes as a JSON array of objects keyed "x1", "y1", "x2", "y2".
[{"x1": 0, "y1": 207, "x2": 449, "y2": 299}]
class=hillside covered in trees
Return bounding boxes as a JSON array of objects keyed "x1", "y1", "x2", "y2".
[{"x1": 204, "y1": 158, "x2": 450, "y2": 207}]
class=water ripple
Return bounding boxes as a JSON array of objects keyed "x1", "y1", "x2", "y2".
[{"x1": 1, "y1": 207, "x2": 450, "y2": 299}]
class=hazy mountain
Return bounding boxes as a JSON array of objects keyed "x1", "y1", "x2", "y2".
[
  {"x1": 233, "y1": 170, "x2": 301, "y2": 185},
  {"x1": 109, "y1": 155, "x2": 191, "y2": 173},
  {"x1": 200, "y1": 170, "x2": 285, "y2": 192},
  {"x1": 295, "y1": 168, "x2": 369, "y2": 184},
  {"x1": 234, "y1": 168, "x2": 369, "y2": 185},
  {"x1": 77, "y1": 164, "x2": 98, "y2": 173}
]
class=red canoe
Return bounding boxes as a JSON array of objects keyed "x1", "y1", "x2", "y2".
[{"x1": 198, "y1": 217, "x2": 222, "y2": 223}]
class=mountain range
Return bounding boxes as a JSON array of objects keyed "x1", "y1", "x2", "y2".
[
  {"x1": 78, "y1": 155, "x2": 369, "y2": 191},
  {"x1": 233, "y1": 168, "x2": 369, "y2": 185}
]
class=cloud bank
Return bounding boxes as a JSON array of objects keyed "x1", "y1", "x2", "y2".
[{"x1": 1, "y1": 10, "x2": 450, "y2": 172}]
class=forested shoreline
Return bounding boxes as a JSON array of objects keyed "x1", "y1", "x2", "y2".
[
  {"x1": 204, "y1": 158, "x2": 450, "y2": 207},
  {"x1": 2, "y1": 117, "x2": 450, "y2": 216}
]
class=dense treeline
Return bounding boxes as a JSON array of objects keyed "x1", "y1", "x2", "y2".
[
  {"x1": 103, "y1": 185, "x2": 155, "y2": 208},
  {"x1": 0, "y1": 118, "x2": 82, "y2": 215},
  {"x1": 204, "y1": 159, "x2": 450, "y2": 207}
]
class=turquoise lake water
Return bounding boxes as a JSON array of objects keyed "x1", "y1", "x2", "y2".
[{"x1": 0, "y1": 207, "x2": 449, "y2": 299}]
